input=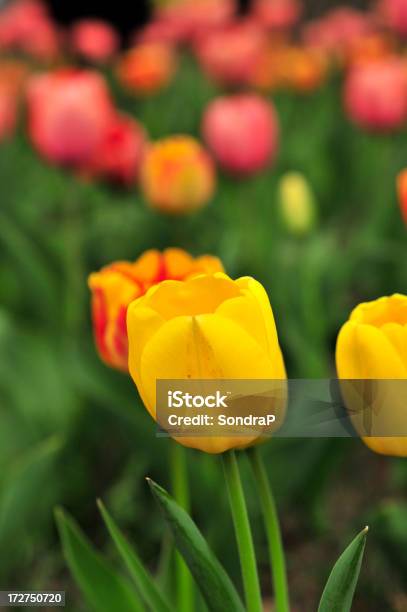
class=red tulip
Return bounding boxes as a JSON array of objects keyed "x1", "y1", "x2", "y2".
[
  {"x1": 84, "y1": 113, "x2": 147, "y2": 185},
  {"x1": 344, "y1": 58, "x2": 407, "y2": 132},
  {"x1": 26, "y1": 69, "x2": 116, "y2": 167},
  {"x1": 70, "y1": 19, "x2": 119, "y2": 62},
  {"x1": 202, "y1": 94, "x2": 279, "y2": 175}
]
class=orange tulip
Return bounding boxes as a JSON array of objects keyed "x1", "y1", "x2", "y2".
[
  {"x1": 282, "y1": 46, "x2": 328, "y2": 93},
  {"x1": 88, "y1": 249, "x2": 224, "y2": 371},
  {"x1": 116, "y1": 43, "x2": 176, "y2": 95},
  {"x1": 140, "y1": 135, "x2": 216, "y2": 213}
]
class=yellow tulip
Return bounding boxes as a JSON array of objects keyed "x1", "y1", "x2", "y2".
[
  {"x1": 336, "y1": 294, "x2": 407, "y2": 457},
  {"x1": 278, "y1": 171, "x2": 316, "y2": 236},
  {"x1": 127, "y1": 273, "x2": 286, "y2": 453}
]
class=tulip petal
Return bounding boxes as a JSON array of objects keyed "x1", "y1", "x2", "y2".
[
  {"x1": 235, "y1": 276, "x2": 285, "y2": 376},
  {"x1": 143, "y1": 275, "x2": 242, "y2": 320},
  {"x1": 139, "y1": 313, "x2": 275, "y2": 418},
  {"x1": 336, "y1": 321, "x2": 407, "y2": 379},
  {"x1": 350, "y1": 294, "x2": 407, "y2": 326},
  {"x1": 127, "y1": 302, "x2": 166, "y2": 407},
  {"x1": 363, "y1": 436, "x2": 407, "y2": 457},
  {"x1": 381, "y1": 323, "x2": 407, "y2": 366}
]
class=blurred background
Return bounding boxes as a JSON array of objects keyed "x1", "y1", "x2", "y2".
[{"x1": 0, "y1": 0, "x2": 406, "y2": 610}]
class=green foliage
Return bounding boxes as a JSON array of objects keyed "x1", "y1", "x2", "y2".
[
  {"x1": 55, "y1": 508, "x2": 143, "y2": 612},
  {"x1": 97, "y1": 500, "x2": 172, "y2": 612},
  {"x1": 318, "y1": 527, "x2": 368, "y2": 612},
  {"x1": 148, "y1": 478, "x2": 245, "y2": 612}
]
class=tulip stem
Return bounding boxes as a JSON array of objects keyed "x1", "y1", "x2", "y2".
[
  {"x1": 222, "y1": 450, "x2": 263, "y2": 612},
  {"x1": 170, "y1": 442, "x2": 193, "y2": 612},
  {"x1": 248, "y1": 446, "x2": 290, "y2": 612}
]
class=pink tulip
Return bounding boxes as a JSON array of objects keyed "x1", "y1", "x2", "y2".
[
  {"x1": 26, "y1": 69, "x2": 116, "y2": 167},
  {"x1": 344, "y1": 58, "x2": 407, "y2": 132},
  {"x1": 252, "y1": 0, "x2": 302, "y2": 30},
  {"x1": 377, "y1": 0, "x2": 407, "y2": 37},
  {"x1": 0, "y1": 0, "x2": 60, "y2": 60},
  {"x1": 195, "y1": 21, "x2": 265, "y2": 86},
  {"x1": 202, "y1": 94, "x2": 279, "y2": 174},
  {"x1": 133, "y1": 19, "x2": 187, "y2": 46},
  {"x1": 151, "y1": 0, "x2": 236, "y2": 43},
  {"x1": 84, "y1": 113, "x2": 147, "y2": 185},
  {"x1": 70, "y1": 19, "x2": 119, "y2": 62},
  {"x1": 303, "y1": 8, "x2": 374, "y2": 59}
]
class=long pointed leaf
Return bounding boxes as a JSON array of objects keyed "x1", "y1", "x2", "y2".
[
  {"x1": 147, "y1": 478, "x2": 245, "y2": 612},
  {"x1": 97, "y1": 500, "x2": 173, "y2": 612},
  {"x1": 318, "y1": 526, "x2": 368, "y2": 612},
  {"x1": 55, "y1": 508, "x2": 144, "y2": 612}
]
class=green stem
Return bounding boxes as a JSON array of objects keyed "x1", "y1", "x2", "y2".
[
  {"x1": 248, "y1": 447, "x2": 290, "y2": 612},
  {"x1": 170, "y1": 442, "x2": 193, "y2": 612},
  {"x1": 222, "y1": 450, "x2": 263, "y2": 612}
]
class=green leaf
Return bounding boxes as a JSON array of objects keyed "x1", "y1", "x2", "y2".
[
  {"x1": 0, "y1": 210, "x2": 59, "y2": 320},
  {"x1": 318, "y1": 526, "x2": 369, "y2": 612},
  {"x1": 97, "y1": 500, "x2": 173, "y2": 612},
  {"x1": 55, "y1": 508, "x2": 144, "y2": 612},
  {"x1": 0, "y1": 436, "x2": 62, "y2": 566},
  {"x1": 147, "y1": 478, "x2": 245, "y2": 612}
]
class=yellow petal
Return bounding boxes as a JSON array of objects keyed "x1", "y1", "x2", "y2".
[
  {"x1": 336, "y1": 321, "x2": 407, "y2": 379},
  {"x1": 363, "y1": 436, "x2": 407, "y2": 457},
  {"x1": 215, "y1": 294, "x2": 285, "y2": 378},
  {"x1": 139, "y1": 313, "x2": 275, "y2": 417},
  {"x1": 350, "y1": 294, "x2": 407, "y2": 326},
  {"x1": 235, "y1": 277, "x2": 285, "y2": 377},
  {"x1": 381, "y1": 323, "x2": 407, "y2": 368},
  {"x1": 127, "y1": 300, "x2": 166, "y2": 411},
  {"x1": 143, "y1": 274, "x2": 242, "y2": 320}
]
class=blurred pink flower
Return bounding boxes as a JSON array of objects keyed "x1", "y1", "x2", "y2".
[
  {"x1": 202, "y1": 94, "x2": 279, "y2": 174},
  {"x1": 251, "y1": 0, "x2": 302, "y2": 30},
  {"x1": 84, "y1": 113, "x2": 147, "y2": 185},
  {"x1": 26, "y1": 69, "x2": 116, "y2": 167},
  {"x1": 70, "y1": 19, "x2": 120, "y2": 62},
  {"x1": 303, "y1": 7, "x2": 375, "y2": 60},
  {"x1": 377, "y1": 0, "x2": 407, "y2": 37},
  {"x1": 194, "y1": 20, "x2": 266, "y2": 85},
  {"x1": 344, "y1": 58, "x2": 407, "y2": 131},
  {"x1": 152, "y1": 0, "x2": 236, "y2": 43},
  {"x1": 134, "y1": 19, "x2": 187, "y2": 46},
  {"x1": 0, "y1": 0, "x2": 60, "y2": 60}
]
